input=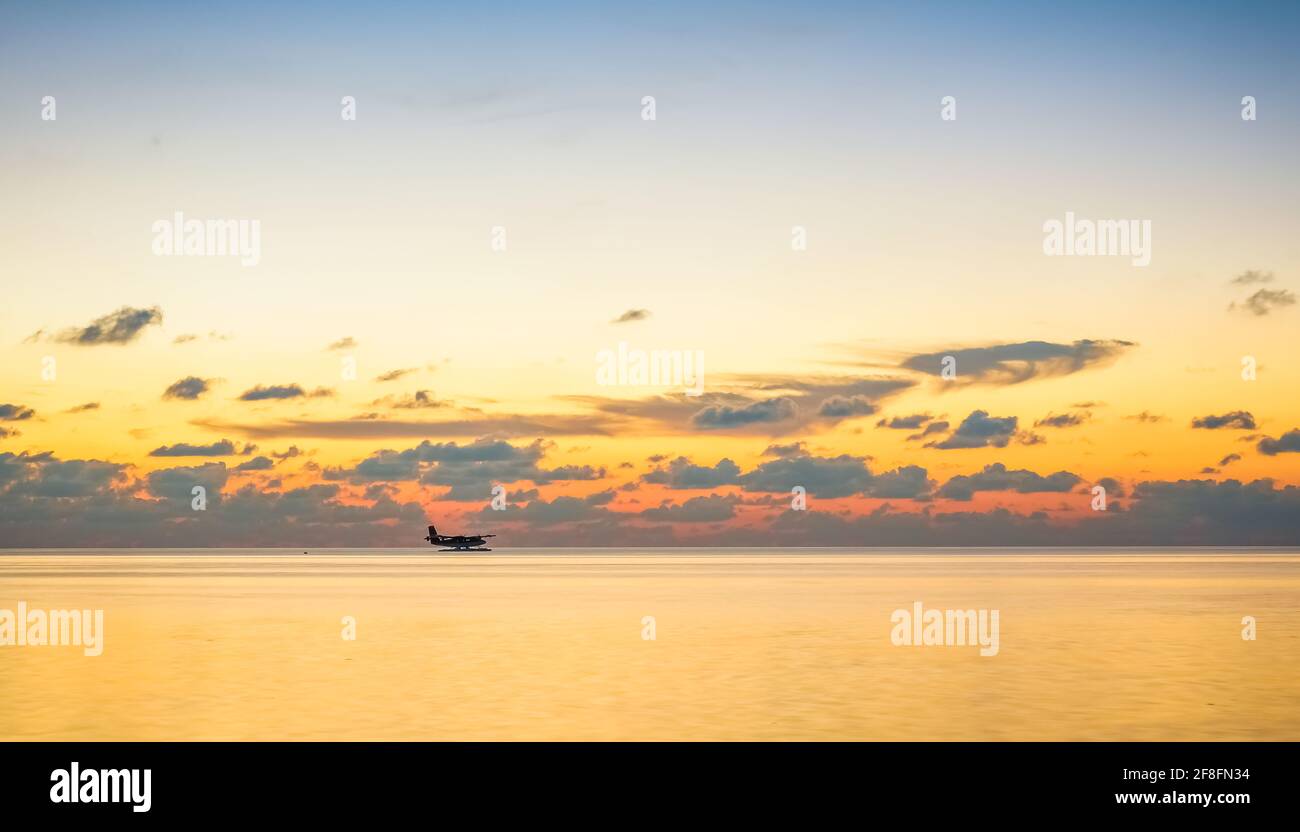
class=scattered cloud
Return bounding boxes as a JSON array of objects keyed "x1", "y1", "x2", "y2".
[
  {"x1": 899, "y1": 339, "x2": 1135, "y2": 386},
  {"x1": 926, "y1": 410, "x2": 1019, "y2": 450},
  {"x1": 612, "y1": 309, "x2": 650, "y2": 324},
  {"x1": 1258, "y1": 429, "x2": 1300, "y2": 456},
  {"x1": 0, "y1": 404, "x2": 36, "y2": 421},
  {"x1": 149, "y1": 439, "x2": 238, "y2": 457},
  {"x1": 238, "y1": 384, "x2": 334, "y2": 402},
  {"x1": 1230, "y1": 288, "x2": 1295, "y2": 316},
  {"x1": 50, "y1": 306, "x2": 162, "y2": 346},
  {"x1": 1192, "y1": 411, "x2": 1256, "y2": 430},
  {"x1": 1231, "y1": 270, "x2": 1274, "y2": 285},
  {"x1": 163, "y1": 376, "x2": 212, "y2": 401}
]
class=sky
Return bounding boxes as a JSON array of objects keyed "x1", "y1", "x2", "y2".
[{"x1": 1, "y1": 1, "x2": 1298, "y2": 546}]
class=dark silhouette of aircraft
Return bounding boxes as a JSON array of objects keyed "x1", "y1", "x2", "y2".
[{"x1": 423, "y1": 523, "x2": 495, "y2": 551}]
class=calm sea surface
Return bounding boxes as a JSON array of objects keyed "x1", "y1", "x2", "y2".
[{"x1": 2, "y1": 548, "x2": 1298, "y2": 740}]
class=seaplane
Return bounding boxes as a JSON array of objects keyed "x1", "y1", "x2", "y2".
[{"x1": 423, "y1": 523, "x2": 495, "y2": 552}]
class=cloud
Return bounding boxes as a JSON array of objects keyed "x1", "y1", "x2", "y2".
[
  {"x1": 238, "y1": 384, "x2": 334, "y2": 402},
  {"x1": 906, "y1": 421, "x2": 949, "y2": 441},
  {"x1": 326, "y1": 337, "x2": 357, "y2": 351},
  {"x1": 1191, "y1": 411, "x2": 1256, "y2": 430},
  {"x1": 0, "y1": 404, "x2": 35, "y2": 421},
  {"x1": 877, "y1": 413, "x2": 933, "y2": 430},
  {"x1": 235, "y1": 456, "x2": 275, "y2": 471},
  {"x1": 203, "y1": 412, "x2": 616, "y2": 439},
  {"x1": 376, "y1": 368, "x2": 417, "y2": 382},
  {"x1": 762, "y1": 442, "x2": 808, "y2": 458},
  {"x1": 149, "y1": 439, "x2": 238, "y2": 457},
  {"x1": 1218, "y1": 453, "x2": 1242, "y2": 467},
  {"x1": 53, "y1": 306, "x2": 163, "y2": 346},
  {"x1": 641, "y1": 494, "x2": 736, "y2": 523},
  {"x1": 572, "y1": 375, "x2": 913, "y2": 436},
  {"x1": 864, "y1": 465, "x2": 934, "y2": 499},
  {"x1": 612, "y1": 309, "x2": 650, "y2": 324},
  {"x1": 378, "y1": 390, "x2": 451, "y2": 410},
  {"x1": 1034, "y1": 411, "x2": 1090, "y2": 429},
  {"x1": 1231, "y1": 270, "x2": 1274, "y2": 285},
  {"x1": 1230, "y1": 289, "x2": 1296, "y2": 316},
  {"x1": 817, "y1": 395, "x2": 878, "y2": 421},
  {"x1": 692, "y1": 396, "x2": 797, "y2": 429},
  {"x1": 899, "y1": 339, "x2": 1135, "y2": 386},
  {"x1": 739, "y1": 454, "x2": 873, "y2": 498},
  {"x1": 642, "y1": 457, "x2": 742, "y2": 489},
  {"x1": 163, "y1": 376, "x2": 212, "y2": 401},
  {"x1": 1258, "y1": 429, "x2": 1300, "y2": 456},
  {"x1": 926, "y1": 410, "x2": 1019, "y2": 450},
  {"x1": 0, "y1": 451, "x2": 128, "y2": 498},
  {"x1": 936, "y1": 463, "x2": 1082, "y2": 501},
  {"x1": 321, "y1": 438, "x2": 603, "y2": 497},
  {"x1": 472, "y1": 494, "x2": 614, "y2": 527},
  {"x1": 66, "y1": 402, "x2": 100, "y2": 413},
  {"x1": 1125, "y1": 411, "x2": 1167, "y2": 423}
]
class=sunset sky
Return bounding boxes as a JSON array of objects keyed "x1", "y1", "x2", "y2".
[{"x1": 2, "y1": 1, "x2": 1298, "y2": 546}]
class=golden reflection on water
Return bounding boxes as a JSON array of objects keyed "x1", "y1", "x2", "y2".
[{"x1": 2, "y1": 549, "x2": 1298, "y2": 740}]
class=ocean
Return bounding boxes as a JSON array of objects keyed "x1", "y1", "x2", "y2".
[{"x1": 2, "y1": 549, "x2": 1298, "y2": 740}]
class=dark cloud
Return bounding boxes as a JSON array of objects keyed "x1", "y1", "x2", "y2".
[
  {"x1": 739, "y1": 454, "x2": 873, "y2": 498},
  {"x1": 612, "y1": 309, "x2": 650, "y2": 324},
  {"x1": 0, "y1": 404, "x2": 35, "y2": 421},
  {"x1": 326, "y1": 337, "x2": 357, "y2": 351},
  {"x1": 926, "y1": 410, "x2": 1019, "y2": 450},
  {"x1": 1125, "y1": 411, "x2": 1167, "y2": 423},
  {"x1": 1258, "y1": 429, "x2": 1300, "y2": 456},
  {"x1": 0, "y1": 451, "x2": 127, "y2": 498},
  {"x1": 163, "y1": 376, "x2": 212, "y2": 401},
  {"x1": 1191, "y1": 411, "x2": 1256, "y2": 430},
  {"x1": 238, "y1": 384, "x2": 334, "y2": 401},
  {"x1": 472, "y1": 494, "x2": 614, "y2": 526},
  {"x1": 1218, "y1": 453, "x2": 1242, "y2": 467},
  {"x1": 900, "y1": 339, "x2": 1134, "y2": 386},
  {"x1": 762, "y1": 442, "x2": 808, "y2": 458},
  {"x1": 937, "y1": 463, "x2": 1082, "y2": 501},
  {"x1": 1035, "y1": 411, "x2": 1090, "y2": 429},
  {"x1": 149, "y1": 439, "x2": 237, "y2": 457},
  {"x1": 66, "y1": 402, "x2": 100, "y2": 413},
  {"x1": 692, "y1": 396, "x2": 797, "y2": 429},
  {"x1": 201, "y1": 412, "x2": 617, "y2": 439},
  {"x1": 817, "y1": 395, "x2": 878, "y2": 421},
  {"x1": 641, "y1": 494, "x2": 736, "y2": 523},
  {"x1": 864, "y1": 465, "x2": 934, "y2": 499},
  {"x1": 321, "y1": 438, "x2": 603, "y2": 497},
  {"x1": 876, "y1": 413, "x2": 933, "y2": 430},
  {"x1": 572, "y1": 375, "x2": 913, "y2": 436},
  {"x1": 906, "y1": 420, "x2": 949, "y2": 441},
  {"x1": 1230, "y1": 289, "x2": 1295, "y2": 316},
  {"x1": 234, "y1": 456, "x2": 275, "y2": 472},
  {"x1": 53, "y1": 306, "x2": 162, "y2": 346},
  {"x1": 642, "y1": 457, "x2": 742, "y2": 489}
]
